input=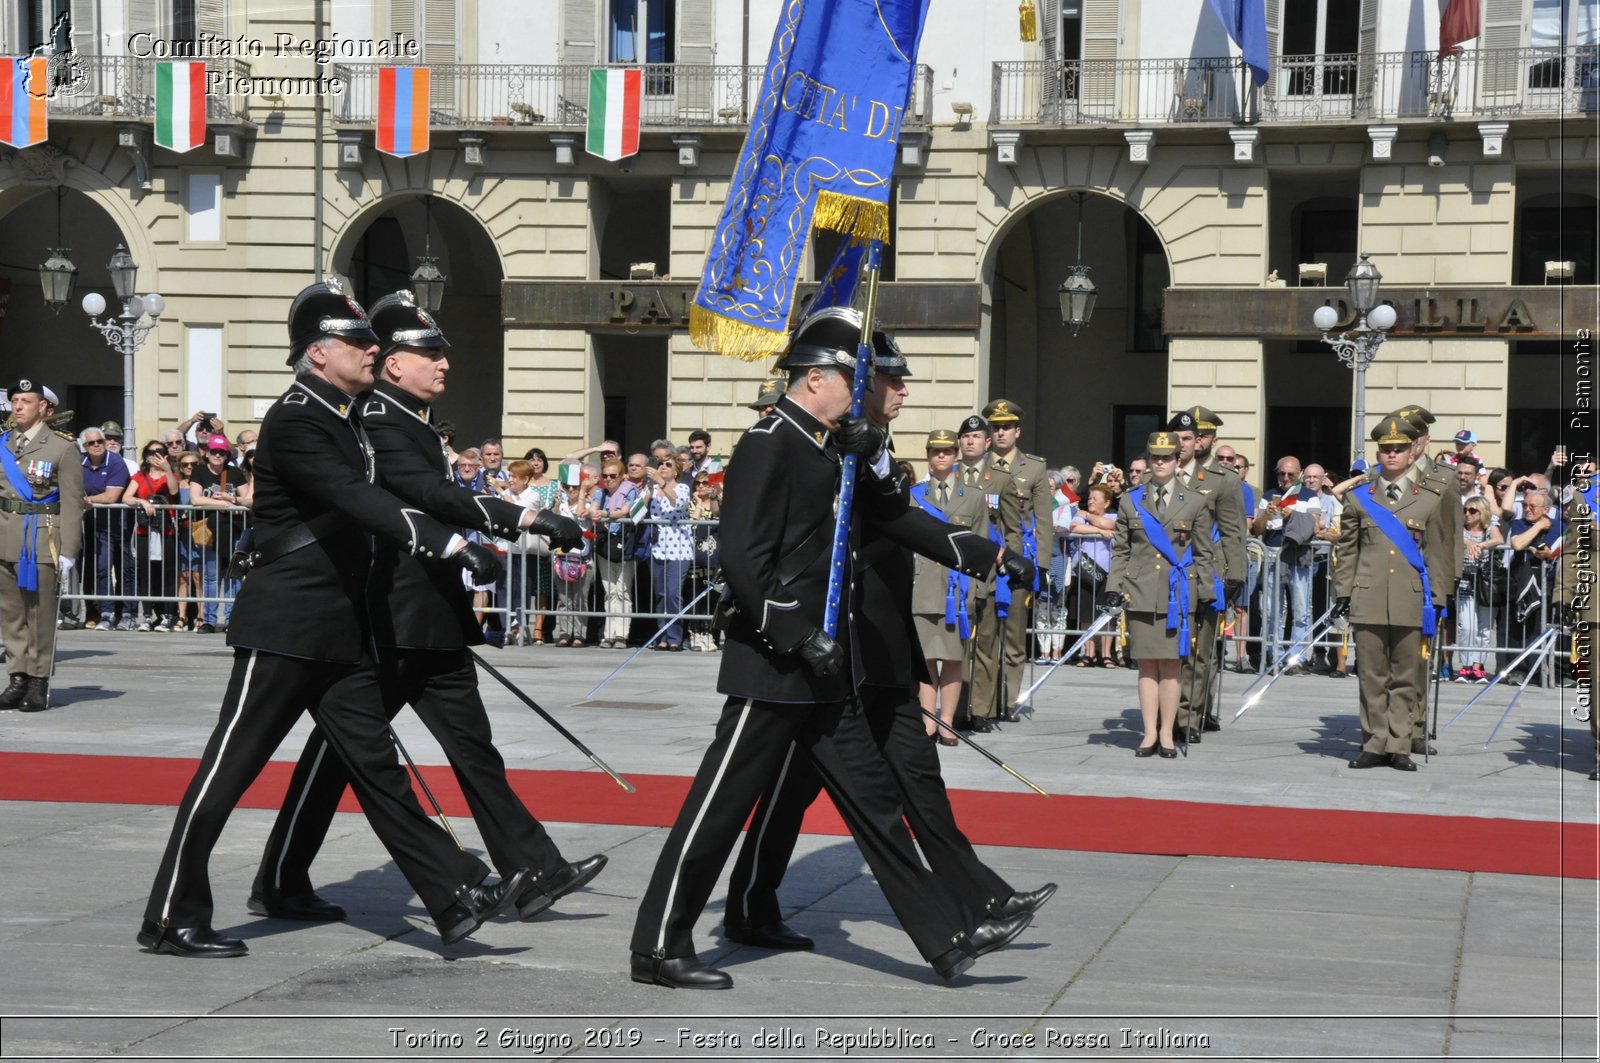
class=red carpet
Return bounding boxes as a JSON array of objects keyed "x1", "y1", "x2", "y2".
[{"x1": 1, "y1": 752, "x2": 1594, "y2": 880}]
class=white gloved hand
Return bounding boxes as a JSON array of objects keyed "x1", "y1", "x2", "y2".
[{"x1": 57, "y1": 556, "x2": 75, "y2": 581}]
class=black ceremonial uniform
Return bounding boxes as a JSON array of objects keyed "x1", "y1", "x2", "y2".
[
  {"x1": 141, "y1": 372, "x2": 496, "y2": 945},
  {"x1": 250, "y1": 376, "x2": 591, "y2": 917},
  {"x1": 726, "y1": 459, "x2": 1035, "y2": 936},
  {"x1": 630, "y1": 394, "x2": 1003, "y2": 977}
]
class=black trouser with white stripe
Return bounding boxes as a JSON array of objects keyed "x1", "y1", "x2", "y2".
[
  {"x1": 726, "y1": 684, "x2": 1013, "y2": 932},
  {"x1": 630, "y1": 695, "x2": 983, "y2": 964},
  {"x1": 253, "y1": 647, "x2": 566, "y2": 900},
  {"x1": 143, "y1": 649, "x2": 489, "y2": 930}
]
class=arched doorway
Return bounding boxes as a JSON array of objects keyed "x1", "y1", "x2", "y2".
[
  {"x1": 983, "y1": 190, "x2": 1171, "y2": 469},
  {"x1": 0, "y1": 186, "x2": 136, "y2": 431},
  {"x1": 332, "y1": 196, "x2": 505, "y2": 447}
]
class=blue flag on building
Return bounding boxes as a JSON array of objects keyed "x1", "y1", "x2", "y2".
[
  {"x1": 689, "y1": 0, "x2": 931, "y2": 362},
  {"x1": 1206, "y1": 0, "x2": 1270, "y2": 87}
]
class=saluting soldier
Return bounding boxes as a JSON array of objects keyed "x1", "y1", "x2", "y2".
[
  {"x1": 1170, "y1": 407, "x2": 1247, "y2": 742},
  {"x1": 1333, "y1": 416, "x2": 1454, "y2": 772},
  {"x1": 968, "y1": 399, "x2": 1054, "y2": 728},
  {"x1": 138, "y1": 280, "x2": 530, "y2": 958},
  {"x1": 721, "y1": 341, "x2": 1055, "y2": 957},
  {"x1": 1107, "y1": 431, "x2": 1217, "y2": 757},
  {"x1": 0, "y1": 381, "x2": 83, "y2": 712},
  {"x1": 630, "y1": 307, "x2": 1034, "y2": 990},
  {"x1": 246, "y1": 291, "x2": 606, "y2": 926},
  {"x1": 1392, "y1": 404, "x2": 1463, "y2": 756}
]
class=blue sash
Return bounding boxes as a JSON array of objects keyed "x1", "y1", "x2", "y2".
[
  {"x1": 982, "y1": 495, "x2": 1013, "y2": 618},
  {"x1": 1129, "y1": 485, "x2": 1195, "y2": 657},
  {"x1": 1020, "y1": 510, "x2": 1041, "y2": 593},
  {"x1": 0, "y1": 432, "x2": 60, "y2": 592},
  {"x1": 1349, "y1": 482, "x2": 1438, "y2": 638},
  {"x1": 911, "y1": 482, "x2": 972, "y2": 639}
]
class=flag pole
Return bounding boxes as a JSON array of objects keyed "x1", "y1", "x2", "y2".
[{"x1": 822, "y1": 241, "x2": 884, "y2": 638}]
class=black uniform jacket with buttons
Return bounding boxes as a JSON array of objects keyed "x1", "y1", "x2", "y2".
[
  {"x1": 226, "y1": 373, "x2": 458, "y2": 663},
  {"x1": 718, "y1": 396, "x2": 1000, "y2": 705},
  {"x1": 360, "y1": 379, "x2": 530, "y2": 650}
]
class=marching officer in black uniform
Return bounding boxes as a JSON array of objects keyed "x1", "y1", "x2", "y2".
[
  {"x1": 139, "y1": 280, "x2": 529, "y2": 958},
  {"x1": 246, "y1": 291, "x2": 607, "y2": 926},
  {"x1": 629, "y1": 306, "x2": 1037, "y2": 990},
  {"x1": 722, "y1": 333, "x2": 1057, "y2": 954}
]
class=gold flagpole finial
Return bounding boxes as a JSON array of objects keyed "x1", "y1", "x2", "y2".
[{"x1": 1019, "y1": 0, "x2": 1038, "y2": 41}]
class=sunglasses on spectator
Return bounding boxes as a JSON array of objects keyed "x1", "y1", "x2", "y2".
[
  {"x1": 85, "y1": 439, "x2": 105, "y2": 445},
  {"x1": 1276, "y1": 470, "x2": 1296, "y2": 477},
  {"x1": 180, "y1": 461, "x2": 199, "y2": 469},
  {"x1": 602, "y1": 472, "x2": 621, "y2": 479},
  {"x1": 144, "y1": 449, "x2": 163, "y2": 457}
]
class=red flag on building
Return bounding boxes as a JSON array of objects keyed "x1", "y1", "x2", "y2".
[{"x1": 1439, "y1": 0, "x2": 1480, "y2": 57}]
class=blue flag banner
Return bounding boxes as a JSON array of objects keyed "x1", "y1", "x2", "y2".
[
  {"x1": 689, "y1": 0, "x2": 931, "y2": 362},
  {"x1": 1206, "y1": 0, "x2": 1269, "y2": 87}
]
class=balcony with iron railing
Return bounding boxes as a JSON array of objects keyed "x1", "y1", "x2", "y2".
[
  {"x1": 39, "y1": 54, "x2": 255, "y2": 124},
  {"x1": 330, "y1": 62, "x2": 934, "y2": 134},
  {"x1": 992, "y1": 45, "x2": 1598, "y2": 127}
]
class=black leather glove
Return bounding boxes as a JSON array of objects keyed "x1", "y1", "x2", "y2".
[
  {"x1": 455, "y1": 541, "x2": 503, "y2": 585},
  {"x1": 1103, "y1": 589, "x2": 1129, "y2": 610},
  {"x1": 999, "y1": 548, "x2": 1035, "y2": 588},
  {"x1": 835, "y1": 415, "x2": 888, "y2": 458},
  {"x1": 795, "y1": 628, "x2": 844, "y2": 678},
  {"x1": 1224, "y1": 579, "x2": 1244, "y2": 602},
  {"x1": 1332, "y1": 596, "x2": 1351, "y2": 619},
  {"x1": 530, "y1": 509, "x2": 584, "y2": 550}
]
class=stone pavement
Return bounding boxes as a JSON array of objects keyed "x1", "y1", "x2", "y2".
[{"x1": 0, "y1": 632, "x2": 1595, "y2": 1061}]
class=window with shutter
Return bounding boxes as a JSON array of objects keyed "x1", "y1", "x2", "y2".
[
  {"x1": 196, "y1": 0, "x2": 224, "y2": 39},
  {"x1": 1040, "y1": 0, "x2": 1061, "y2": 115},
  {"x1": 424, "y1": 0, "x2": 457, "y2": 112},
  {"x1": 1274, "y1": 0, "x2": 1359, "y2": 115},
  {"x1": 1478, "y1": 0, "x2": 1527, "y2": 107},
  {"x1": 676, "y1": 0, "x2": 712, "y2": 118},
  {"x1": 69, "y1": 0, "x2": 96, "y2": 62},
  {"x1": 562, "y1": 0, "x2": 598, "y2": 118},
  {"x1": 1078, "y1": 0, "x2": 1118, "y2": 120}
]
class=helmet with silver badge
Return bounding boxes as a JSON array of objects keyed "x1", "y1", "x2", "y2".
[
  {"x1": 368, "y1": 290, "x2": 450, "y2": 356},
  {"x1": 286, "y1": 277, "x2": 380, "y2": 366},
  {"x1": 776, "y1": 305, "x2": 868, "y2": 376}
]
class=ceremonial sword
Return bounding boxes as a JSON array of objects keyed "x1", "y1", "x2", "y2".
[
  {"x1": 1440, "y1": 625, "x2": 1562, "y2": 744},
  {"x1": 1232, "y1": 604, "x2": 1337, "y2": 720},
  {"x1": 583, "y1": 582, "x2": 718, "y2": 699},
  {"x1": 1015, "y1": 603, "x2": 1124, "y2": 705}
]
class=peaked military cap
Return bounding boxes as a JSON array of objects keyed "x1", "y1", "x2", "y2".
[
  {"x1": 748, "y1": 377, "x2": 787, "y2": 410},
  {"x1": 1394, "y1": 405, "x2": 1436, "y2": 432},
  {"x1": 1185, "y1": 405, "x2": 1223, "y2": 431},
  {"x1": 872, "y1": 328, "x2": 912, "y2": 376},
  {"x1": 958, "y1": 414, "x2": 989, "y2": 436},
  {"x1": 1147, "y1": 431, "x2": 1179, "y2": 455},
  {"x1": 286, "y1": 277, "x2": 380, "y2": 365},
  {"x1": 776, "y1": 305, "x2": 866, "y2": 373},
  {"x1": 1166, "y1": 410, "x2": 1198, "y2": 433},
  {"x1": 369, "y1": 290, "x2": 450, "y2": 355},
  {"x1": 1371, "y1": 416, "x2": 1420, "y2": 445},
  {"x1": 926, "y1": 428, "x2": 958, "y2": 450},
  {"x1": 982, "y1": 399, "x2": 1021, "y2": 424}
]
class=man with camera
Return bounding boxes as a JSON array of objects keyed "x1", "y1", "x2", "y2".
[
  {"x1": 629, "y1": 307, "x2": 1033, "y2": 990},
  {"x1": 139, "y1": 280, "x2": 532, "y2": 959},
  {"x1": 247, "y1": 290, "x2": 608, "y2": 931}
]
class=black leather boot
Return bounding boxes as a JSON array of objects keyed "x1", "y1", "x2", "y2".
[
  {"x1": 19, "y1": 677, "x2": 49, "y2": 712},
  {"x1": 0, "y1": 673, "x2": 28, "y2": 710}
]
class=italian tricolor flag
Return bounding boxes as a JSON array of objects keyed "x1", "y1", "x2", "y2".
[
  {"x1": 586, "y1": 67, "x2": 641, "y2": 162},
  {"x1": 155, "y1": 61, "x2": 206, "y2": 153}
]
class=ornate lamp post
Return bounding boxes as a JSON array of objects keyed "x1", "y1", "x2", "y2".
[
  {"x1": 410, "y1": 196, "x2": 448, "y2": 312},
  {"x1": 1313, "y1": 251, "x2": 1397, "y2": 465},
  {"x1": 81, "y1": 243, "x2": 164, "y2": 436}
]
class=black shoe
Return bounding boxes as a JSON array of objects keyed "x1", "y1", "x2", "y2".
[
  {"x1": 1184, "y1": 729, "x2": 1202, "y2": 744},
  {"x1": 990, "y1": 883, "x2": 1058, "y2": 921},
  {"x1": 969, "y1": 717, "x2": 993, "y2": 733},
  {"x1": 0, "y1": 673, "x2": 27, "y2": 711},
  {"x1": 137, "y1": 921, "x2": 248, "y2": 958},
  {"x1": 953, "y1": 716, "x2": 973, "y2": 732},
  {"x1": 247, "y1": 889, "x2": 346, "y2": 922},
  {"x1": 998, "y1": 710, "x2": 1021, "y2": 723},
  {"x1": 515, "y1": 854, "x2": 608, "y2": 920},
  {"x1": 630, "y1": 951, "x2": 733, "y2": 989},
  {"x1": 1410, "y1": 739, "x2": 1437, "y2": 756},
  {"x1": 436, "y1": 868, "x2": 530, "y2": 945},
  {"x1": 725, "y1": 920, "x2": 814, "y2": 950},
  {"x1": 1589, "y1": 767, "x2": 1599, "y2": 782},
  {"x1": 930, "y1": 945, "x2": 976, "y2": 982},
  {"x1": 1158, "y1": 744, "x2": 1178, "y2": 758},
  {"x1": 968, "y1": 911, "x2": 1033, "y2": 959},
  {"x1": 1348, "y1": 751, "x2": 1391, "y2": 769},
  {"x1": 1389, "y1": 753, "x2": 1418, "y2": 772},
  {"x1": 19, "y1": 677, "x2": 49, "y2": 712},
  {"x1": 1202, "y1": 715, "x2": 1222, "y2": 732},
  {"x1": 1134, "y1": 743, "x2": 1158, "y2": 758},
  {"x1": 197, "y1": 623, "x2": 216, "y2": 634}
]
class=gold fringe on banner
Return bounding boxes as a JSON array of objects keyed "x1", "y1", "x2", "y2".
[
  {"x1": 689, "y1": 304, "x2": 790, "y2": 363},
  {"x1": 812, "y1": 190, "x2": 890, "y2": 243},
  {"x1": 1019, "y1": 0, "x2": 1038, "y2": 42}
]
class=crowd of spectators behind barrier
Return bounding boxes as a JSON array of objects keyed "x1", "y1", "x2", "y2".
[{"x1": 49, "y1": 410, "x2": 1585, "y2": 691}]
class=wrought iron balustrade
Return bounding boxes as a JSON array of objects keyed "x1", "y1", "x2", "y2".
[{"x1": 41, "y1": 54, "x2": 254, "y2": 123}]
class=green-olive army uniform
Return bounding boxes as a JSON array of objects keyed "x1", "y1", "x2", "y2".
[
  {"x1": 1172, "y1": 407, "x2": 1248, "y2": 738},
  {"x1": 1, "y1": 386, "x2": 85, "y2": 710},
  {"x1": 1394, "y1": 405, "x2": 1463, "y2": 749},
  {"x1": 968, "y1": 400, "x2": 1054, "y2": 723},
  {"x1": 1334, "y1": 417, "x2": 1454, "y2": 765},
  {"x1": 912, "y1": 429, "x2": 991, "y2": 660}
]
